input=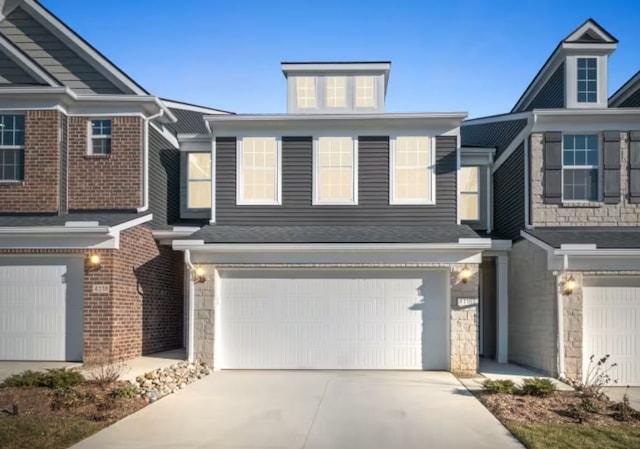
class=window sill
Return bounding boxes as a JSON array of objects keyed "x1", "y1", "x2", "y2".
[
  {"x1": 0, "y1": 180, "x2": 24, "y2": 186},
  {"x1": 561, "y1": 201, "x2": 603, "y2": 208},
  {"x1": 84, "y1": 154, "x2": 111, "y2": 159}
]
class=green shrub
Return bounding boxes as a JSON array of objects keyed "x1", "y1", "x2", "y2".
[
  {"x1": 109, "y1": 384, "x2": 138, "y2": 400},
  {"x1": 520, "y1": 378, "x2": 557, "y2": 396},
  {"x1": 1, "y1": 368, "x2": 84, "y2": 389},
  {"x1": 482, "y1": 379, "x2": 517, "y2": 394}
]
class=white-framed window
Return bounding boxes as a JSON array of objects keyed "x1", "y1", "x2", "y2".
[
  {"x1": 187, "y1": 152, "x2": 211, "y2": 209},
  {"x1": 314, "y1": 136, "x2": 357, "y2": 204},
  {"x1": 460, "y1": 166, "x2": 480, "y2": 221},
  {"x1": 0, "y1": 114, "x2": 25, "y2": 181},
  {"x1": 577, "y1": 57, "x2": 597, "y2": 103},
  {"x1": 237, "y1": 137, "x2": 281, "y2": 205},
  {"x1": 326, "y1": 76, "x2": 346, "y2": 108},
  {"x1": 89, "y1": 119, "x2": 112, "y2": 155},
  {"x1": 354, "y1": 76, "x2": 375, "y2": 108},
  {"x1": 562, "y1": 134, "x2": 599, "y2": 202},
  {"x1": 295, "y1": 77, "x2": 317, "y2": 109},
  {"x1": 390, "y1": 136, "x2": 434, "y2": 204}
]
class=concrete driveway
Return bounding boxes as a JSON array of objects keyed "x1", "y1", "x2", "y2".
[{"x1": 72, "y1": 371, "x2": 523, "y2": 449}]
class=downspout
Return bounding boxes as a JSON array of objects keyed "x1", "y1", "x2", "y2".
[
  {"x1": 138, "y1": 109, "x2": 164, "y2": 212},
  {"x1": 556, "y1": 254, "x2": 568, "y2": 379},
  {"x1": 184, "y1": 249, "x2": 196, "y2": 363}
]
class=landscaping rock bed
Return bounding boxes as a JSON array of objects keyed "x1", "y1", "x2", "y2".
[{"x1": 131, "y1": 361, "x2": 212, "y2": 402}]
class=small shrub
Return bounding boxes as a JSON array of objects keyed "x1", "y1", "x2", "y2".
[
  {"x1": 85, "y1": 354, "x2": 129, "y2": 389},
  {"x1": 51, "y1": 387, "x2": 84, "y2": 411},
  {"x1": 1, "y1": 368, "x2": 84, "y2": 389},
  {"x1": 482, "y1": 379, "x2": 517, "y2": 394},
  {"x1": 109, "y1": 383, "x2": 138, "y2": 400},
  {"x1": 612, "y1": 390, "x2": 640, "y2": 422},
  {"x1": 570, "y1": 354, "x2": 618, "y2": 399},
  {"x1": 519, "y1": 378, "x2": 557, "y2": 397}
]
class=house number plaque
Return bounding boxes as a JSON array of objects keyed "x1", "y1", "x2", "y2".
[{"x1": 92, "y1": 284, "x2": 110, "y2": 294}]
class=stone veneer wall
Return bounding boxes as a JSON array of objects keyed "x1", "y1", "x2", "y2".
[
  {"x1": 531, "y1": 132, "x2": 640, "y2": 226},
  {"x1": 562, "y1": 272, "x2": 583, "y2": 382},
  {"x1": 193, "y1": 263, "x2": 480, "y2": 374}
]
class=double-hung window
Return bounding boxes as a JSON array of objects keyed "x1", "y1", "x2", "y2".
[
  {"x1": 355, "y1": 76, "x2": 375, "y2": 108},
  {"x1": 460, "y1": 166, "x2": 480, "y2": 221},
  {"x1": 314, "y1": 137, "x2": 357, "y2": 204},
  {"x1": 390, "y1": 136, "x2": 433, "y2": 204},
  {"x1": 90, "y1": 119, "x2": 112, "y2": 155},
  {"x1": 577, "y1": 58, "x2": 597, "y2": 103},
  {"x1": 296, "y1": 77, "x2": 316, "y2": 109},
  {"x1": 237, "y1": 137, "x2": 280, "y2": 204},
  {"x1": 562, "y1": 134, "x2": 599, "y2": 202},
  {"x1": 0, "y1": 114, "x2": 25, "y2": 182},
  {"x1": 187, "y1": 153, "x2": 212, "y2": 209}
]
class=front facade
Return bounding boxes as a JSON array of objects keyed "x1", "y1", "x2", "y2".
[{"x1": 2, "y1": 3, "x2": 639, "y2": 383}]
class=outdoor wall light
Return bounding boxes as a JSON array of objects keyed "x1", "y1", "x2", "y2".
[
  {"x1": 459, "y1": 265, "x2": 472, "y2": 284},
  {"x1": 563, "y1": 275, "x2": 577, "y2": 295},
  {"x1": 194, "y1": 266, "x2": 206, "y2": 283},
  {"x1": 86, "y1": 254, "x2": 101, "y2": 271}
]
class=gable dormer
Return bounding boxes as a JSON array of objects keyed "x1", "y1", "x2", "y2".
[
  {"x1": 512, "y1": 19, "x2": 617, "y2": 112},
  {"x1": 282, "y1": 61, "x2": 390, "y2": 114}
]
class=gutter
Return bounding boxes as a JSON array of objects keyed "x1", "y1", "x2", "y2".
[
  {"x1": 184, "y1": 250, "x2": 196, "y2": 363},
  {"x1": 138, "y1": 109, "x2": 164, "y2": 213}
]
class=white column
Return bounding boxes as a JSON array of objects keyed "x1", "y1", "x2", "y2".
[{"x1": 496, "y1": 254, "x2": 509, "y2": 363}]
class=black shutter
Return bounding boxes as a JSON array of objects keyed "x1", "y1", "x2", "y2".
[
  {"x1": 630, "y1": 132, "x2": 640, "y2": 204},
  {"x1": 543, "y1": 132, "x2": 562, "y2": 204},
  {"x1": 602, "y1": 131, "x2": 621, "y2": 204}
]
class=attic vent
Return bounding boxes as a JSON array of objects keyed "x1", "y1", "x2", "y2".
[{"x1": 574, "y1": 29, "x2": 606, "y2": 43}]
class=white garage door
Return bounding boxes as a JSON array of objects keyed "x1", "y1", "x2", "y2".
[
  {"x1": 0, "y1": 258, "x2": 84, "y2": 361},
  {"x1": 583, "y1": 277, "x2": 640, "y2": 386},
  {"x1": 220, "y1": 269, "x2": 449, "y2": 370}
]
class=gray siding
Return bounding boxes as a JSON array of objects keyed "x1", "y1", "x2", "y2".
[
  {"x1": 461, "y1": 118, "x2": 527, "y2": 157},
  {"x1": 0, "y1": 7, "x2": 125, "y2": 94},
  {"x1": 215, "y1": 135, "x2": 457, "y2": 225},
  {"x1": 148, "y1": 127, "x2": 181, "y2": 229},
  {"x1": 524, "y1": 62, "x2": 565, "y2": 111},
  {"x1": 493, "y1": 142, "x2": 525, "y2": 239},
  {"x1": 0, "y1": 48, "x2": 41, "y2": 85}
]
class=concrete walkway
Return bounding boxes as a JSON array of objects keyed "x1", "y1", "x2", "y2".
[{"x1": 72, "y1": 371, "x2": 523, "y2": 449}]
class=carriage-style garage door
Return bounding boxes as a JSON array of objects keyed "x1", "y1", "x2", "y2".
[
  {"x1": 219, "y1": 269, "x2": 449, "y2": 370},
  {"x1": 583, "y1": 277, "x2": 640, "y2": 386},
  {"x1": 0, "y1": 258, "x2": 83, "y2": 361}
]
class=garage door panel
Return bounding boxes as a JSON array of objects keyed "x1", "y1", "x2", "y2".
[{"x1": 220, "y1": 270, "x2": 448, "y2": 370}]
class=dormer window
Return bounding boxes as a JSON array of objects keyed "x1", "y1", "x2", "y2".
[
  {"x1": 326, "y1": 76, "x2": 346, "y2": 108},
  {"x1": 296, "y1": 77, "x2": 316, "y2": 109},
  {"x1": 355, "y1": 76, "x2": 375, "y2": 108},
  {"x1": 577, "y1": 57, "x2": 597, "y2": 103}
]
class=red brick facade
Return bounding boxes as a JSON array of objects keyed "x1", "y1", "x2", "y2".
[
  {"x1": 67, "y1": 116, "x2": 143, "y2": 210},
  {"x1": 0, "y1": 110, "x2": 61, "y2": 213}
]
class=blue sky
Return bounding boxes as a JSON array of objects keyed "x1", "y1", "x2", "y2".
[{"x1": 44, "y1": 0, "x2": 640, "y2": 118}]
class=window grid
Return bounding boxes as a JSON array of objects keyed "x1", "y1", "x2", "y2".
[
  {"x1": 90, "y1": 119, "x2": 112, "y2": 155},
  {"x1": 0, "y1": 114, "x2": 25, "y2": 181},
  {"x1": 577, "y1": 57, "x2": 597, "y2": 103},
  {"x1": 460, "y1": 166, "x2": 480, "y2": 221},
  {"x1": 355, "y1": 76, "x2": 375, "y2": 108},
  {"x1": 187, "y1": 152, "x2": 211, "y2": 209},
  {"x1": 392, "y1": 137, "x2": 432, "y2": 204},
  {"x1": 316, "y1": 137, "x2": 355, "y2": 203},
  {"x1": 562, "y1": 134, "x2": 599, "y2": 202},
  {"x1": 326, "y1": 76, "x2": 346, "y2": 108},
  {"x1": 240, "y1": 137, "x2": 279, "y2": 203},
  {"x1": 296, "y1": 77, "x2": 316, "y2": 108}
]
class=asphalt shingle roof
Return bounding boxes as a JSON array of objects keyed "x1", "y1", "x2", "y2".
[
  {"x1": 0, "y1": 212, "x2": 148, "y2": 227},
  {"x1": 525, "y1": 228, "x2": 640, "y2": 249}
]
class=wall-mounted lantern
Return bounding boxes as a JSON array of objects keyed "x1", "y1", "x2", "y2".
[
  {"x1": 459, "y1": 265, "x2": 472, "y2": 284},
  {"x1": 86, "y1": 254, "x2": 101, "y2": 272},
  {"x1": 194, "y1": 266, "x2": 206, "y2": 283},
  {"x1": 563, "y1": 275, "x2": 577, "y2": 295}
]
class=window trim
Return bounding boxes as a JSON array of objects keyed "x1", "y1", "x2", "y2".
[
  {"x1": 0, "y1": 114, "x2": 25, "y2": 182},
  {"x1": 389, "y1": 135, "x2": 436, "y2": 205},
  {"x1": 561, "y1": 133, "x2": 602, "y2": 203},
  {"x1": 312, "y1": 136, "x2": 359, "y2": 206},
  {"x1": 576, "y1": 57, "x2": 598, "y2": 104},
  {"x1": 459, "y1": 165, "x2": 481, "y2": 223},
  {"x1": 186, "y1": 151, "x2": 212, "y2": 210},
  {"x1": 88, "y1": 119, "x2": 112, "y2": 155},
  {"x1": 236, "y1": 136, "x2": 282, "y2": 206}
]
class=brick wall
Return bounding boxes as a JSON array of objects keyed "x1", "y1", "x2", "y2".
[
  {"x1": 67, "y1": 116, "x2": 143, "y2": 210},
  {"x1": 0, "y1": 110, "x2": 61, "y2": 213},
  {"x1": 531, "y1": 132, "x2": 640, "y2": 226}
]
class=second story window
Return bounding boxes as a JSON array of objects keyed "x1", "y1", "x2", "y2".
[
  {"x1": 577, "y1": 58, "x2": 597, "y2": 103},
  {"x1": 390, "y1": 136, "x2": 433, "y2": 204},
  {"x1": 237, "y1": 137, "x2": 281, "y2": 205},
  {"x1": 460, "y1": 166, "x2": 480, "y2": 221},
  {"x1": 296, "y1": 77, "x2": 316, "y2": 109},
  {"x1": 90, "y1": 119, "x2": 112, "y2": 155},
  {"x1": 563, "y1": 134, "x2": 599, "y2": 202},
  {"x1": 314, "y1": 137, "x2": 357, "y2": 204},
  {"x1": 355, "y1": 76, "x2": 375, "y2": 108},
  {"x1": 0, "y1": 114, "x2": 25, "y2": 182},
  {"x1": 187, "y1": 153, "x2": 212, "y2": 209},
  {"x1": 326, "y1": 76, "x2": 346, "y2": 108}
]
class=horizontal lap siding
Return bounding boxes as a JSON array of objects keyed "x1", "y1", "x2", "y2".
[
  {"x1": 216, "y1": 135, "x2": 457, "y2": 225},
  {"x1": 493, "y1": 142, "x2": 525, "y2": 239}
]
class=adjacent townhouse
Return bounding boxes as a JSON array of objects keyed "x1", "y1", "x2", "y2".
[{"x1": 462, "y1": 19, "x2": 640, "y2": 386}]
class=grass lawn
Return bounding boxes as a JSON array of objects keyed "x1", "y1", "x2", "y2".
[
  {"x1": 507, "y1": 423, "x2": 640, "y2": 449},
  {"x1": 0, "y1": 415, "x2": 106, "y2": 449}
]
